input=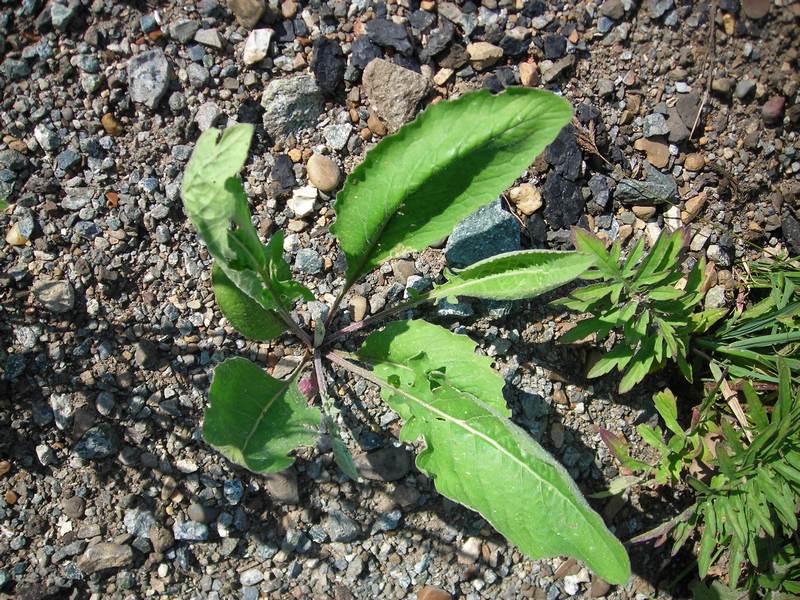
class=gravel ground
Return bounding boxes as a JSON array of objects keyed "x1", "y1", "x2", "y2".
[{"x1": 1, "y1": 0, "x2": 798, "y2": 598}]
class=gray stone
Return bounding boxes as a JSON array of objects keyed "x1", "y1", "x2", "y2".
[
  {"x1": 263, "y1": 469, "x2": 300, "y2": 504},
  {"x1": 223, "y1": 479, "x2": 244, "y2": 505},
  {"x1": 187, "y1": 502, "x2": 217, "y2": 524},
  {"x1": 134, "y1": 340, "x2": 158, "y2": 369},
  {"x1": 599, "y1": 0, "x2": 625, "y2": 19},
  {"x1": 169, "y1": 19, "x2": 200, "y2": 43},
  {"x1": 173, "y1": 521, "x2": 209, "y2": 541},
  {"x1": 261, "y1": 75, "x2": 323, "y2": 138},
  {"x1": 642, "y1": 113, "x2": 669, "y2": 138},
  {"x1": 783, "y1": 214, "x2": 800, "y2": 255},
  {"x1": 61, "y1": 496, "x2": 86, "y2": 519},
  {"x1": 323, "y1": 123, "x2": 352, "y2": 151},
  {"x1": 33, "y1": 280, "x2": 75, "y2": 313},
  {"x1": 51, "y1": 2, "x2": 77, "y2": 31},
  {"x1": 354, "y1": 446, "x2": 413, "y2": 481},
  {"x1": 324, "y1": 510, "x2": 361, "y2": 543},
  {"x1": 240, "y1": 568, "x2": 264, "y2": 586},
  {"x1": 55, "y1": 149, "x2": 80, "y2": 171},
  {"x1": 362, "y1": 58, "x2": 431, "y2": 132},
  {"x1": 124, "y1": 508, "x2": 156, "y2": 538},
  {"x1": 50, "y1": 393, "x2": 73, "y2": 430},
  {"x1": 445, "y1": 199, "x2": 521, "y2": 268},
  {"x1": 187, "y1": 63, "x2": 210, "y2": 88},
  {"x1": 665, "y1": 108, "x2": 689, "y2": 144},
  {"x1": 294, "y1": 248, "x2": 322, "y2": 274},
  {"x1": 540, "y1": 54, "x2": 575, "y2": 84},
  {"x1": 228, "y1": 0, "x2": 265, "y2": 28},
  {"x1": 648, "y1": 0, "x2": 673, "y2": 18},
  {"x1": 73, "y1": 424, "x2": 119, "y2": 460},
  {"x1": 704, "y1": 285, "x2": 727, "y2": 309},
  {"x1": 36, "y1": 444, "x2": 57, "y2": 466},
  {"x1": 616, "y1": 163, "x2": 678, "y2": 205},
  {"x1": 735, "y1": 79, "x2": 756, "y2": 100},
  {"x1": 243, "y1": 28, "x2": 273, "y2": 65},
  {"x1": 194, "y1": 28, "x2": 223, "y2": 49},
  {"x1": 436, "y1": 299, "x2": 474, "y2": 318},
  {"x1": 127, "y1": 49, "x2": 172, "y2": 110},
  {"x1": 149, "y1": 527, "x2": 174, "y2": 553},
  {"x1": 371, "y1": 509, "x2": 402, "y2": 534},
  {"x1": 195, "y1": 101, "x2": 222, "y2": 132},
  {"x1": 34, "y1": 124, "x2": 61, "y2": 152},
  {"x1": 77, "y1": 543, "x2": 133, "y2": 574},
  {"x1": 365, "y1": 19, "x2": 412, "y2": 55}
]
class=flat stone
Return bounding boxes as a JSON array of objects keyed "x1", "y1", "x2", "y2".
[
  {"x1": 418, "y1": 586, "x2": 453, "y2": 600},
  {"x1": 599, "y1": 0, "x2": 625, "y2": 20},
  {"x1": 735, "y1": 80, "x2": 756, "y2": 100},
  {"x1": 362, "y1": 58, "x2": 431, "y2": 132},
  {"x1": 127, "y1": 49, "x2": 172, "y2": 110},
  {"x1": 742, "y1": 0, "x2": 770, "y2": 19},
  {"x1": 445, "y1": 199, "x2": 521, "y2": 268},
  {"x1": 261, "y1": 74, "x2": 323, "y2": 138},
  {"x1": 195, "y1": 28, "x2": 223, "y2": 49},
  {"x1": 365, "y1": 19, "x2": 412, "y2": 54},
  {"x1": 149, "y1": 527, "x2": 174, "y2": 553},
  {"x1": 294, "y1": 248, "x2": 322, "y2": 274},
  {"x1": 616, "y1": 163, "x2": 678, "y2": 205},
  {"x1": 684, "y1": 153, "x2": 705, "y2": 171},
  {"x1": 172, "y1": 521, "x2": 209, "y2": 542},
  {"x1": 263, "y1": 468, "x2": 300, "y2": 504},
  {"x1": 32, "y1": 279, "x2": 75, "y2": 313},
  {"x1": 311, "y1": 38, "x2": 345, "y2": 95},
  {"x1": 543, "y1": 173, "x2": 584, "y2": 228},
  {"x1": 124, "y1": 508, "x2": 156, "y2": 538},
  {"x1": 242, "y1": 28, "x2": 273, "y2": 65},
  {"x1": 324, "y1": 510, "x2": 361, "y2": 543},
  {"x1": 287, "y1": 186, "x2": 317, "y2": 218},
  {"x1": 307, "y1": 154, "x2": 340, "y2": 192},
  {"x1": 466, "y1": 42, "x2": 503, "y2": 70},
  {"x1": 169, "y1": 19, "x2": 200, "y2": 43},
  {"x1": 73, "y1": 424, "x2": 119, "y2": 460},
  {"x1": 540, "y1": 54, "x2": 575, "y2": 83},
  {"x1": 323, "y1": 123, "x2": 351, "y2": 150},
  {"x1": 228, "y1": 0, "x2": 265, "y2": 28},
  {"x1": 634, "y1": 137, "x2": 669, "y2": 168},
  {"x1": 194, "y1": 101, "x2": 222, "y2": 132},
  {"x1": 77, "y1": 543, "x2": 133, "y2": 574},
  {"x1": 354, "y1": 446, "x2": 413, "y2": 481},
  {"x1": 642, "y1": 113, "x2": 670, "y2": 138}
]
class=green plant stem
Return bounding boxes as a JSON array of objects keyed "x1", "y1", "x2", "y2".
[
  {"x1": 325, "y1": 350, "x2": 383, "y2": 387},
  {"x1": 324, "y1": 294, "x2": 432, "y2": 346}
]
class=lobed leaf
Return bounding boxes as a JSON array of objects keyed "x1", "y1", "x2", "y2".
[
  {"x1": 203, "y1": 358, "x2": 320, "y2": 473},
  {"x1": 430, "y1": 250, "x2": 593, "y2": 302},
  {"x1": 331, "y1": 88, "x2": 572, "y2": 284}
]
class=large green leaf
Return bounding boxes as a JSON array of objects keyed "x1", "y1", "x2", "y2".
[
  {"x1": 430, "y1": 250, "x2": 592, "y2": 302},
  {"x1": 212, "y1": 262, "x2": 286, "y2": 341},
  {"x1": 331, "y1": 88, "x2": 572, "y2": 284},
  {"x1": 203, "y1": 358, "x2": 320, "y2": 473},
  {"x1": 357, "y1": 345, "x2": 630, "y2": 584},
  {"x1": 357, "y1": 320, "x2": 508, "y2": 414}
]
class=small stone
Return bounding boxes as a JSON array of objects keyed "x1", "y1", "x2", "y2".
[
  {"x1": 228, "y1": 0, "x2": 265, "y2": 28},
  {"x1": 616, "y1": 163, "x2": 677, "y2": 205},
  {"x1": 33, "y1": 280, "x2": 75, "y2": 313},
  {"x1": 711, "y1": 78, "x2": 734, "y2": 96},
  {"x1": 61, "y1": 496, "x2": 86, "y2": 519},
  {"x1": 679, "y1": 154, "x2": 703, "y2": 174},
  {"x1": 323, "y1": 123, "x2": 352, "y2": 150},
  {"x1": 187, "y1": 502, "x2": 217, "y2": 524},
  {"x1": 263, "y1": 469, "x2": 300, "y2": 504},
  {"x1": 134, "y1": 340, "x2": 158, "y2": 369},
  {"x1": 127, "y1": 49, "x2": 172, "y2": 110},
  {"x1": 241, "y1": 568, "x2": 264, "y2": 586},
  {"x1": 261, "y1": 74, "x2": 323, "y2": 138},
  {"x1": 6, "y1": 223, "x2": 29, "y2": 246},
  {"x1": 294, "y1": 248, "x2": 322, "y2": 274},
  {"x1": 169, "y1": 19, "x2": 200, "y2": 43},
  {"x1": 433, "y1": 67, "x2": 454, "y2": 86},
  {"x1": 466, "y1": 42, "x2": 503, "y2": 70},
  {"x1": 508, "y1": 184, "x2": 542, "y2": 215},
  {"x1": 173, "y1": 521, "x2": 209, "y2": 542},
  {"x1": 632, "y1": 205, "x2": 656, "y2": 220},
  {"x1": 51, "y1": 2, "x2": 77, "y2": 31},
  {"x1": 734, "y1": 79, "x2": 756, "y2": 100},
  {"x1": 642, "y1": 113, "x2": 670, "y2": 138},
  {"x1": 445, "y1": 199, "x2": 520, "y2": 268},
  {"x1": 589, "y1": 576, "x2": 611, "y2": 597},
  {"x1": 704, "y1": 285, "x2": 727, "y2": 309},
  {"x1": 362, "y1": 59, "x2": 431, "y2": 132},
  {"x1": 599, "y1": 0, "x2": 625, "y2": 20},
  {"x1": 242, "y1": 29, "x2": 273, "y2": 65},
  {"x1": 74, "y1": 425, "x2": 119, "y2": 460},
  {"x1": 365, "y1": 19, "x2": 412, "y2": 54},
  {"x1": 324, "y1": 510, "x2": 361, "y2": 543},
  {"x1": 683, "y1": 191, "x2": 707, "y2": 222},
  {"x1": 540, "y1": 54, "x2": 575, "y2": 83},
  {"x1": 354, "y1": 446, "x2": 413, "y2": 481},
  {"x1": 311, "y1": 38, "x2": 345, "y2": 95},
  {"x1": 77, "y1": 543, "x2": 133, "y2": 574},
  {"x1": 742, "y1": 0, "x2": 770, "y2": 19},
  {"x1": 633, "y1": 138, "x2": 669, "y2": 168},
  {"x1": 519, "y1": 62, "x2": 539, "y2": 87},
  {"x1": 287, "y1": 186, "x2": 317, "y2": 218},
  {"x1": 762, "y1": 96, "x2": 785, "y2": 126},
  {"x1": 367, "y1": 112, "x2": 387, "y2": 136},
  {"x1": 194, "y1": 101, "x2": 222, "y2": 132},
  {"x1": 0, "y1": 461, "x2": 10, "y2": 477},
  {"x1": 101, "y1": 113, "x2": 123, "y2": 136},
  {"x1": 459, "y1": 537, "x2": 481, "y2": 564},
  {"x1": 36, "y1": 444, "x2": 57, "y2": 466},
  {"x1": 542, "y1": 34, "x2": 567, "y2": 59},
  {"x1": 34, "y1": 124, "x2": 61, "y2": 152},
  {"x1": 418, "y1": 586, "x2": 453, "y2": 600},
  {"x1": 648, "y1": 0, "x2": 674, "y2": 19},
  {"x1": 307, "y1": 154, "x2": 340, "y2": 192},
  {"x1": 351, "y1": 37, "x2": 383, "y2": 70},
  {"x1": 124, "y1": 508, "x2": 157, "y2": 538},
  {"x1": 149, "y1": 527, "x2": 174, "y2": 553},
  {"x1": 350, "y1": 295, "x2": 368, "y2": 321},
  {"x1": 195, "y1": 28, "x2": 223, "y2": 49}
]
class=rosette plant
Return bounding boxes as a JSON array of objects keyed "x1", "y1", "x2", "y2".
[{"x1": 181, "y1": 87, "x2": 630, "y2": 584}]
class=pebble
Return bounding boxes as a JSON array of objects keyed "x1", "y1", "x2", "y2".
[
  {"x1": 127, "y1": 49, "x2": 172, "y2": 110},
  {"x1": 445, "y1": 199, "x2": 520, "y2": 268},
  {"x1": 311, "y1": 38, "x2": 345, "y2": 96},
  {"x1": 633, "y1": 138, "x2": 669, "y2": 168},
  {"x1": 242, "y1": 29, "x2": 273, "y2": 65},
  {"x1": 287, "y1": 186, "x2": 317, "y2": 218},
  {"x1": 187, "y1": 502, "x2": 217, "y2": 524},
  {"x1": 684, "y1": 153, "x2": 705, "y2": 171},
  {"x1": 642, "y1": 113, "x2": 670, "y2": 138},
  {"x1": 466, "y1": 42, "x2": 504, "y2": 70},
  {"x1": 742, "y1": 0, "x2": 771, "y2": 19},
  {"x1": 704, "y1": 285, "x2": 727, "y2": 309},
  {"x1": 173, "y1": 521, "x2": 210, "y2": 542},
  {"x1": 354, "y1": 446, "x2": 413, "y2": 481},
  {"x1": 508, "y1": 184, "x2": 542, "y2": 215},
  {"x1": 734, "y1": 79, "x2": 756, "y2": 100},
  {"x1": 418, "y1": 586, "x2": 453, "y2": 600},
  {"x1": 324, "y1": 510, "x2": 361, "y2": 543},
  {"x1": 32, "y1": 280, "x2": 75, "y2": 313},
  {"x1": 36, "y1": 444, "x2": 57, "y2": 466},
  {"x1": 77, "y1": 543, "x2": 133, "y2": 574},
  {"x1": 307, "y1": 154, "x2": 340, "y2": 192},
  {"x1": 195, "y1": 101, "x2": 222, "y2": 132},
  {"x1": 261, "y1": 74, "x2": 323, "y2": 138},
  {"x1": 616, "y1": 163, "x2": 678, "y2": 205},
  {"x1": 228, "y1": 0, "x2": 265, "y2": 28},
  {"x1": 762, "y1": 96, "x2": 785, "y2": 126},
  {"x1": 263, "y1": 470, "x2": 300, "y2": 504},
  {"x1": 459, "y1": 536, "x2": 482, "y2": 564},
  {"x1": 73, "y1": 424, "x2": 119, "y2": 460},
  {"x1": 169, "y1": 19, "x2": 200, "y2": 43},
  {"x1": 240, "y1": 568, "x2": 264, "y2": 586},
  {"x1": 195, "y1": 28, "x2": 223, "y2": 49},
  {"x1": 362, "y1": 59, "x2": 432, "y2": 132},
  {"x1": 294, "y1": 248, "x2": 322, "y2": 274},
  {"x1": 366, "y1": 19, "x2": 412, "y2": 55}
]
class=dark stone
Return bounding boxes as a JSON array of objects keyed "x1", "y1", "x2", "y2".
[
  {"x1": 543, "y1": 172, "x2": 585, "y2": 229},
  {"x1": 354, "y1": 446, "x2": 413, "y2": 481},
  {"x1": 762, "y1": 96, "x2": 785, "y2": 126},
  {"x1": 615, "y1": 163, "x2": 678, "y2": 205},
  {"x1": 543, "y1": 34, "x2": 567, "y2": 59},
  {"x1": 437, "y1": 43, "x2": 468, "y2": 69},
  {"x1": 311, "y1": 38, "x2": 345, "y2": 96},
  {"x1": 525, "y1": 213, "x2": 548, "y2": 247},
  {"x1": 270, "y1": 154, "x2": 295, "y2": 198},
  {"x1": 419, "y1": 20, "x2": 454, "y2": 62},
  {"x1": 134, "y1": 340, "x2": 158, "y2": 369},
  {"x1": 351, "y1": 36, "x2": 383, "y2": 69},
  {"x1": 588, "y1": 174, "x2": 612, "y2": 210},
  {"x1": 499, "y1": 31, "x2": 530, "y2": 56},
  {"x1": 73, "y1": 424, "x2": 119, "y2": 460},
  {"x1": 522, "y1": 0, "x2": 546, "y2": 16},
  {"x1": 237, "y1": 99, "x2": 263, "y2": 124},
  {"x1": 676, "y1": 92, "x2": 702, "y2": 129},
  {"x1": 444, "y1": 200, "x2": 521, "y2": 268},
  {"x1": 544, "y1": 125, "x2": 582, "y2": 181},
  {"x1": 408, "y1": 9, "x2": 436, "y2": 32},
  {"x1": 274, "y1": 20, "x2": 294, "y2": 43},
  {"x1": 783, "y1": 215, "x2": 800, "y2": 255},
  {"x1": 365, "y1": 19, "x2": 412, "y2": 55}
]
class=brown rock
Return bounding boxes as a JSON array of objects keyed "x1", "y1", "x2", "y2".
[
  {"x1": 149, "y1": 527, "x2": 174, "y2": 553},
  {"x1": 288, "y1": 148, "x2": 302, "y2": 162},
  {"x1": 350, "y1": 295, "x2": 368, "y2": 321},
  {"x1": 682, "y1": 191, "x2": 707, "y2": 223},
  {"x1": 742, "y1": 0, "x2": 770, "y2": 19},
  {"x1": 101, "y1": 113, "x2": 123, "y2": 136},
  {"x1": 227, "y1": 0, "x2": 265, "y2": 29},
  {"x1": 633, "y1": 137, "x2": 669, "y2": 169},
  {"x1": 4, "y1": 490, "x2": 17, "y2": 505},
  {"x1": 466, "y1": 42, "x2": 503, "y2": 70},
  {"x1": 5, "y1": 223, "x2": 28, "y2": 246},
  {"x1": 362, "y1": 59, "x2": 431, "y2": 132},
  {"x1": 264, "y1": 468, "x2": 300, "y2": 504},
  {"x1": 519, "y1": 62, "x2": 539, "y2": 87},
  {"x1": 508, "y1": 184, "x2": 542, "y2": 215},
  {"x1": 307, "y1": 154, "x2": 341, "y2": 192},
  {"x1": 762, "y1": 96, "x2": 786, "y2": 125},
  {"x1": 0, "y1": 461, "x2": 10, "y2": 477},
  {"x1": 632, "y1": 205, "x2": 656, "y2": 219},
  {"x1": 589, "y1": 576, "x2": 612, "y2": 597},
  {"x1": 77, "y1": 543, "x2": 133, "y2": 574},
  {"x1": 418, "y1": 585, "x2": 452, "y2": 600},
  {"x1": 684, "y1": 153, "x2": 705, "y2": 171},
  {"x1": 281, "y1": 0, "x2": 297, "y2": 18},
  {"x1": 367, "y1": 112, "x2": 387, "y2": 136}
]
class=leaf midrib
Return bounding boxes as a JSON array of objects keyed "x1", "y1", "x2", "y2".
[
  {"x1": 241, "y1": 373, "x2": 294, "y2": 456},
  {"x1": 433, "y1": 266, "x2": 552, "y2": 298}
]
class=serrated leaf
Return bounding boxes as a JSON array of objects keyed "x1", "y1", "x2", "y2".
[
  {"x1": 359, "y1": 352, "x2": 630, "y2": 584},
  {"x1": 430, "y1": 250, "x2": 592, "y2": 302},
  {"x1": 203, "y1": 357, "x2": 320, "y2": 473},
  {"x1": 357, "y1": 320, "x2": 508, "y2": 415},
  {"x1": 212, "y1": 262, "x2": 286, "y2": 341},
  {"x1": 331, "y1": 88, "x2": 572, "y2": 284}
]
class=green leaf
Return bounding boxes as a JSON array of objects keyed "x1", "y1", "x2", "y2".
[
  {"x1": 573, "y1": 228, "x2": 619, "y2": 279},
  {"x1": 698, "y1": 501, "x2": 717, "y2": 576},
  {"x1": 357, "y1": 320, "x2": 508, "y2": 415},
  {"x1": 559, "y1": 316, "x2": 606, "y2": 344},
  {"x1": 430, "y1": 251, "x2": 592, "y2": 302},
  {"x1": 599, "y1": 428, "x2": 650, "y2": 472},
  {"x1": 359, "y1": 352, "x2": 630, "y2": 584},
  {"x1": 262, "y1": 231, "x2": 314, "y2": 307},
  {"x1": 212, "y1": 262, "x2": 286, "y2": 341},
  {"x1": 619, "y1": 338, "x2": 657, "y2": 393},
  {"x1": 653, "y1": 389, "x2": 682, "y2": 435},
  {"x1": 587, "y1": 345, "x2": 634, "y2": 378},
  {"x1": 0, "y1": 198, "x2": 8, "y2": 211},
  {"x1": 622, "y1": 237, "x2": 645, "y2": 277},
  {"x1": 203, "y1": 358, "x2": 320, "y2": 473},
  {"x1": 331, "y1": 88, "x2": 572, "y2": 284}
]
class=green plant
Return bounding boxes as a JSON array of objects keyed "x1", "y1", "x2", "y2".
[
  {"x1": 605, "y1": 361, "x2": 800, "y2": 594},
  {"x1": 180, "y1": 89, "x2": 630, "y2": 583},
  {"x1": 553, "y1": 227, "x2": 724, "y2": 393}
]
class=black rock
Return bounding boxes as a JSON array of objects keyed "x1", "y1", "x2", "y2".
[
  {"x1": 543, "y1": 172, "x2": 585, "y2": 229},
  {"x1": 419, "y1": 20, "x2": 454, "y2": 62},
  {"x1": 522, "y1": 0, "x2": 546, "y2": 17},
  {"x1": 293, "y1": 17, "x2": 309, "y2": 37},
  {"x1": 484, "y1": 66, "x2": 517, "y2": 92},
  {"x1": 783, "y1": 215, "x2": 800, "y2": 256},
  {"x1": 499, "y1": 31, "x2": 530, "y2": 57},
  {"x1": 351, "y1": 36, "x2": 383, "y2": 69},
  {"x1": 543, "y1": 34, "x2": 567, "y2": 59},
  {"x1": 237, "y1": 99, "x2": 263, "y2": 124},
  {"x1": 409, "y1": 9, "x2": 436, "y2": 32},
  {"x1": 392, "y1": 55, "x2": 422, "y2": 73},
  {"x1": 437, "y1": 43, "x2": 468, "y2": 69},
  {"x1": 270, "y1": 154, "x2": 295, "y2": 198},
  {"x1": 544, "y1": 125, "x2": 582, "y2": 181},
  {"x1": 312, "y1": 38, "x2": 345, "y2": 96},
  {"x1": 365, "y1": 19, "x2": 412, "y2": 55},
  {"x1": 588, "y1": 174, "x2": 612, "y2": 211},
  {"x1": 526, "y1": 213, "x2": 548, "y2": 247},
  {"x1": 275, "y1": 20, "x2": 294, "y2": 43}
]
